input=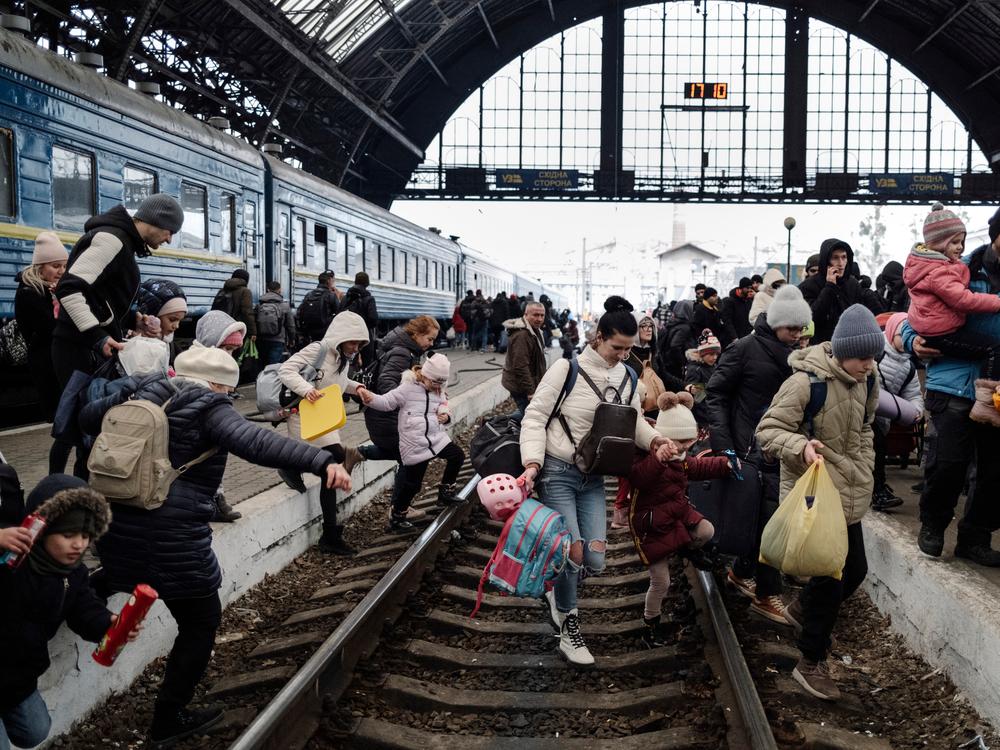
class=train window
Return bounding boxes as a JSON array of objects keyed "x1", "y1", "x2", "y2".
[
  {"x1": 354, "y1": 236, "x2": 365, "y2": 273},
  {"x1": 447, "y1": 266, "x2": 452, "y2": 292},
  {"x1": 314, "y1": 224, "x2": 328, "y2": 270},
  {"x1": 179, "y1": 182, "x2": 207, "y2": 249},
  {"x1": 390, "y1": 248, "x2": 397, "y2": 281},
  {"x1": 294, "y1": 217, "x2": 307, "y2": 266},
  {"x1": 279, "y1": 212, "x2": 290, "y2": 266},
  {"x1": 52, "y1": 145, "x2": 94, "y2": 230},
  {"x1": 122, "y1": 165, "x2": 156, "y2": 212},
  {"x1": 334, "y1": 231, "x2": 347, "y2": 272},
  {"x1": 0, "y1": 129, "x2": 12, "y2": 217},
  {"x1": 380, "y1": 246, "x2": 392, "y2": 280},
  {"x1": 220, "y1": 194, "x2": 236, "y2": 253},
  {"x1": 423, "y1": 258, "x2": 430, "y2": 288},
  {"x1": 414, "y1": 255, "x2": 420, "y2": 286},
  {"x1": 243, "y1": 201, "x2": 257, "y2": 258},
  {"x1": 372, "y1": 242, "x2": 381, "y2": 278},
  {"x1": 407, "y1": 253, "x2": 417, "y2": 286},
  {"x1": 432, "y1": 261, "x2": 438, "y2": 290}
]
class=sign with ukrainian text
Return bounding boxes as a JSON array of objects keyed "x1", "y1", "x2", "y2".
[
  {"x1": 869, "y1": 173, "x2": 954, "y2": 195},
  {"x1": 496, "y1": 169, "x2": 579, "y2": 190}
]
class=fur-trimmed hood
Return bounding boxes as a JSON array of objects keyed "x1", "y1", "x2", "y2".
[{"x1": 32, "y1": 487, "x2": 112, "y2": 540}]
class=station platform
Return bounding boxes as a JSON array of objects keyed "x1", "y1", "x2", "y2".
[
  {"x1": 0, "y1": 347, "x2": 520, "y2": 742},
  {"x1": 867, "y1": 464, "x2": 1000, "y2": 728}
]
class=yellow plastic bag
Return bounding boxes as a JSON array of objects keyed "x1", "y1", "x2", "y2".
[
  {"x1": 759, "y1": 461, "x2": 848, "y2": 579},
  {"x1": 298, "y1": 384, "x2": 346, "y2": 441}
]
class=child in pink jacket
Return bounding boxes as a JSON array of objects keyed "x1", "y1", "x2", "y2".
[
  {"x1": 903, "y1": 204, "x2": 1000, "y2": 399},
  {"x1": 361, "y1": 353, "x2": 467, "y2": 512}
]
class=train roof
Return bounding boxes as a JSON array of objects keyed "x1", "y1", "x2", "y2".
[
  {"x1": 264, "y1": 154, "x2": 460, "y2": 254},
  {"x1": 0, "y1": 29, "x2": 261, "y2": 168}
]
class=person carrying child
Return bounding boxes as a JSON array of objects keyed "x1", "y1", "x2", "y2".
[
  {"x1": 0, "y1": 475, "x2": 140, "y2": 750},
  {"x1": 903, "y1": 203, "x2": 1000, "y2": 426},
  {"x1": 625, "y1": 392, "x2": 734, "y2": 648},
  {"x1": 756, "y1": 304, "x2": 882, "y2": 701},
  {"x1": 359, "y1": 353, "x2": 466, "y2": 517}
]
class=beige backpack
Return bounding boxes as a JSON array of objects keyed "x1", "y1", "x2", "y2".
[{"x1": 87, "y1": 398, "x2": 216, "y2": 510}]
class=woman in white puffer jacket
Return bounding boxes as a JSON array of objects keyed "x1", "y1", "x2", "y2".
[
  {"x1": 278, "y1": 311, "x2": 371, "y2": 555},
  {"x1": 747, "y1": 268, "x2": 786, "y2": 325}
]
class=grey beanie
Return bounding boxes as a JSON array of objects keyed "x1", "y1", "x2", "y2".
[
  {"x1": 830, "y1": 304, "x2": 884, "y2": 360},
  {"x1": 765, "y1": 284, "x2": 812, "y2": 329},
  {"x1": 134, "y1": 193, "x2": 184, "y2": 233}
]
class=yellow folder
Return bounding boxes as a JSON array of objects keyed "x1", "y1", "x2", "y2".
[{"x1": 298, "y1": 384, "x2": 347, "y2": 441}]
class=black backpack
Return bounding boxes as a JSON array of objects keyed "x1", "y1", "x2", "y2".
[
  {"x1": 298, "y1": 288, "x2": 332, "y2": 332},
  {"x1": 211, "y1": 288, "x2": 236, "y2": 316}
]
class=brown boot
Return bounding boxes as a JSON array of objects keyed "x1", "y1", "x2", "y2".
[
  {"x1": 792, "y1": 657, "x2": 841, "y2": 701},
  {"x1": 342, "y1": 446, "x2": 366, "y2": 474},
  {"x1": 969, "y1": 379, "x2": 1000, "y2": 427}
]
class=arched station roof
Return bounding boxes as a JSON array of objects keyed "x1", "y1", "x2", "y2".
[{"x1": 28, "y1": 0, "x2": 1000, "y2": 204}]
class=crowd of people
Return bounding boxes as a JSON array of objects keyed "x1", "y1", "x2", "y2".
[{"x1": 3, "y1": 195, "x2": 1000, "y2": 746}]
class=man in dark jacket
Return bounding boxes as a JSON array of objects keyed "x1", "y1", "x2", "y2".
[
  {"x1": 658, "y1": 299, "x2": 696, "y2": 380},
  {"x1": 489, "y1": 290, "x2": 510, "y2": 351},
  {"x1": 798, "y1": 238, "x2": 883, "y2": 343},
  {"x1": 341, "y1": 271, "x2": 379, "y2": 362},
  {"x1": 706, "y1": 285, "x2": 812, "y2": 624},
  {"x1": 213, "y1": 269, "x2": 257, "y2": 341},
  {"x1": 719, "y1": 278, "x2": 754, "y2": 340},
  {"x1": 256, "y1": 281, "x2": 296, "y2": 365},
  {"x1": 502, "y1": 302, "x2": 547, "y2": 415},
  {"x1": 296, "y1": 271, "x2": 340, "y2": 344},
  {"x1": 691, "y1": 287, "x2": 734, "y2": 348},
  {"x1": 52, "y1": 193, "x2": 182, "y2": 385}
]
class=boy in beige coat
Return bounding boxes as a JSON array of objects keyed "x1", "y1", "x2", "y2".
[{"x1": 756, "y1": 304, "x2": 882, "y2": 701}]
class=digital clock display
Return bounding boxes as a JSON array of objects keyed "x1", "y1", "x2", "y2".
[{"x1": 684, "y1": 82, "x2": 728, "y2": 100}]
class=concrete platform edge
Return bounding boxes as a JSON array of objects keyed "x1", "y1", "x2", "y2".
[
  {"x1": 40, "y1": 364, "x2": 511, "y2": 743},
  {"x1": 862, "y1": 512, "x2": 1000, "y2": 727}
]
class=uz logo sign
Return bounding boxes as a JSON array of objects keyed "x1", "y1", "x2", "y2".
[{"x1": 875, "y1": 178, "x2": 898, "y2": 188}]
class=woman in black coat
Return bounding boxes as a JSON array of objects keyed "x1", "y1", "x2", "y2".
[
  {"x1": 14, "y1": 232, "x2": 70, "y2": 472},
  {"x1": 690, "y1": 288, "x2": 733, "y2": 349},
  {"x1": 80, "y1": 346, "x2": 350, "y2": 746}
]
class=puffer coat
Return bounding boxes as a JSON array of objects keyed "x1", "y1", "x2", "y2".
[
  {"x1": 756, "y1": 342, "x2": 879, "y2": 525},
  {"x1": 903, "y1": 242, "x2": 1000, "y2": 337},
  {"x1": 684, "y1": 349, "x2": 715, "y2": 424},
  {"x1": 625, "y1": 451, "x2": 730, "y2": 565},
  {"x1": 82, "y1": 377, "x2": 334, "y2": 599},
  {"x1": 363, "y1": 326, "x2": 428, "y2": 451},
  {"x1": 747, "y1": 268, "x2": 785, "y2": 325},
  {"x1": 280, "y1": 311, "x2": 368, "y2": 448},
  {"x1": 14, "y1": 274, "x2": 61, "y2": 419},
  {"x1": 875, "y1": 341, "x2": 923, "y2": 432},
  {"x1": 365, "y1": 371, "x2": 452, "y2": 465}
]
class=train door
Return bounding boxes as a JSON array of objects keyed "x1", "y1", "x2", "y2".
[{"x1": 277, "y1": 207, "x2": 292, "y2": 301}]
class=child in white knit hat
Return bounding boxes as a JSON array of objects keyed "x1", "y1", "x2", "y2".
[{"x1": 360, "y1": 353, "x2": 467, "y2": 522}]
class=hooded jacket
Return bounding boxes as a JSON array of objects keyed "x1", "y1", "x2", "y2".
[
  {"x1": 625, "y1": 451, "x2": 730, "y2": 565},
  {"x1": 876, "y1": 341, "x2": 923, "y2": 432},
  {"x1": 658, "y1": 300, "x2": 696, "y2": 378},
  {"x1": 219, "y1": 276, "x2": 256, "y2": 336},
  {"x1": 257, "y1": 291, "x2": 295, "y2": 344},
  {"x1": 195, "y1": 310, "x2": 246, "y2": 349},
  {"x1": 902, "y1": 243, "x2": 1000, "y2": 337},
  {"x1": 365, "y1": 371, "x2": 452, "y2": 465},
  {"x1": 707, "y1": 314, "x2": 795, "y2": 458},
  {"x1": 501, "y1": 316, "x2": 547, "y2": 396},
  {"x1": 755, "y1": 342, "x2": 879, "y2": 525},
  {"x1": 341, "y1": 284, "x2": 378, "y2": 330},
  {"x1": 875, "y1": 260, "x2": 909, "y2": 313},
  {"x1": 54, "y1": 205, "x2": 147, "y2": 347},
  {"x1": 691, "y1": 299, "x2": 733, "y2": 349},
  {"x1": 747, "y1": 268, "x2": 785, "y2": 325},
  {"x1": 81, "y1": 377, "x2": 334, "y2": 598},
  {"x1": 798, "y1": 238, "x2": 883, "y2": 343},
  {"x1": 363, "y1": 325, "x2": 429, "y2": 451},
  {"x1": 901, "y1": 244, "x2": 1000, "y2": 401},
  {"x1": 0, "y1": 488, "x2": 112, "y2": 712},
  {"x1": 280, "y1": 311, "x2": 369, "y2": 448},
  {"x1": 720, "y1": 288, "x2": 753, "y2": 339}
]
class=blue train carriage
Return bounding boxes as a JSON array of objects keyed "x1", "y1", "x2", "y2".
[
  {"x1": 264, "y1": 154, "x2": 461, "y2": 330},
  {"x1": 0, "y1": 27, "x2": 266, "y2": 324},
  {"x1": 458, "y1": 244, "x2": 515, "y2": 300}
]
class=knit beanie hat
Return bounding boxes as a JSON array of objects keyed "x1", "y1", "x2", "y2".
[
  {"x1": 989, "y1": 207, "x2": 1000, "y2": 243},
  {"x1": 196, "y1": 310, "x2": 246, "y2": 349},
  {"x1": 923, "y1": 203, "x2": 966, "y2": 249},
  {"x1": 26, "y1": 474, "x2": 111, "y2": 539},
  {"x1": 421, "y1": 353, "x2": 450, "y2": 384},
  {"x1": 137, "y1": 278, "x2": 187, "y2": 317},
  {"x1": 883, "y1": 312, "x2": 908, "y2": 346},
  {"x1": 765, "y1": 285, "x2": 812, "y2": 329},
  {"x1": 830, "y1": 304, "x2": 884, "y2": 360},
  {"x1": 174, "y1": 342, "x2": 239, "y2": 387},
  {"x1": 134, "y1": 193, "x2": 184, "y2": 233},
  {"x1": 696, "y1": 329, "x2": 721, "y2": 354},
  {"x1": 32, "y1": 231, "x2": 68, "y2": 265},
  {"x1": 654, "y1": 392, "x2": 698, "y2": 440}
]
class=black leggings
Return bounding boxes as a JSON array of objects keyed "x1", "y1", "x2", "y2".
[
  {"x1": 922, "y1": 328, "x2": 1000, "y2": 380},
  {"x1": 155, "y1": 593, "x2": 223, "y2": 717},
  {"x1": 392, "y1": 442, "x2": 466, "y2": 515},
  {"x1": 319, "y1": 445, "x2": 346, "y2": 530}
]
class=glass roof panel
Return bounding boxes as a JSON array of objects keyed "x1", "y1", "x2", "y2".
[{"x1": 271, "y1": 0, "x2": 417, "y2": 61}]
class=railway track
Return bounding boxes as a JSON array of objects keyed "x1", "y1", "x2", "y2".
[{"x1": 208, "y1": 473, "x2": 776, "y2": 750}]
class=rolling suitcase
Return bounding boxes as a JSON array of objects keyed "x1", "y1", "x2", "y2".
[{"x1": 687, "y1": 459, "x2": 762, "y2": 558}]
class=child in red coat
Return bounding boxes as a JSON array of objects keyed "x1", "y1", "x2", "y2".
[{"x1": 625, "y1": 391, "x2": 734, "y2": 647}]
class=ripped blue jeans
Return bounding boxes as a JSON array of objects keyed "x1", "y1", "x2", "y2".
[{"x1": 537, "y1": 455, "x2": 607, "y2": 613}]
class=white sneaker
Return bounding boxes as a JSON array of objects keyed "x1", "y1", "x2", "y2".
[
  {"x1": 543, "y1": 588, "x2": 564, "y2": 630},
  {"x1": 559, "y1": 611, "x2": 595, "y2": 666}
]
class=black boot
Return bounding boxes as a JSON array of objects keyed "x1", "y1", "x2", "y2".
[
  {"x1": 436, "y1": 483, "x2": 463, "y2": 506},
  {"x1": 318, "y1": 524, "x2": 356, "y2": 556},
  {"x1": 387, "y1": 512, "x2": 415, "y2": 533},
  {"x1": 150, "y1": 706, "x2": 223, "y2": 748},
  {"x1": 278, "y1": 469, "x2": 307, "y2": 493},
  {"x1": 641, "y1": 615, "x2": 670, "y2": 649},
  {"x1": 871, "y1": 485, "x2": 904, "y2": 512},
  {"x1": 955, "y1": 528, "x2": 1000, "y2": 567},
  {"x1": 918, "y1": 523, "x2": 945, "y2": 557},
  {"x1": 211, "y1": 492, "x2": 241, "y2": 522}
]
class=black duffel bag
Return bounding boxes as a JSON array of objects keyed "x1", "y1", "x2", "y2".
[{"x1": 470, "y1": 414, "x2": 525, "y2": 478}]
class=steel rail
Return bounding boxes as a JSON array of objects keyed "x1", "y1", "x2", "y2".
[
  {"x1": 695, "y1": 569, "x2": 778, "y2": 750},
  {"x1": 228, "y1": 474, "x2": 480, "y2": 750}
]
